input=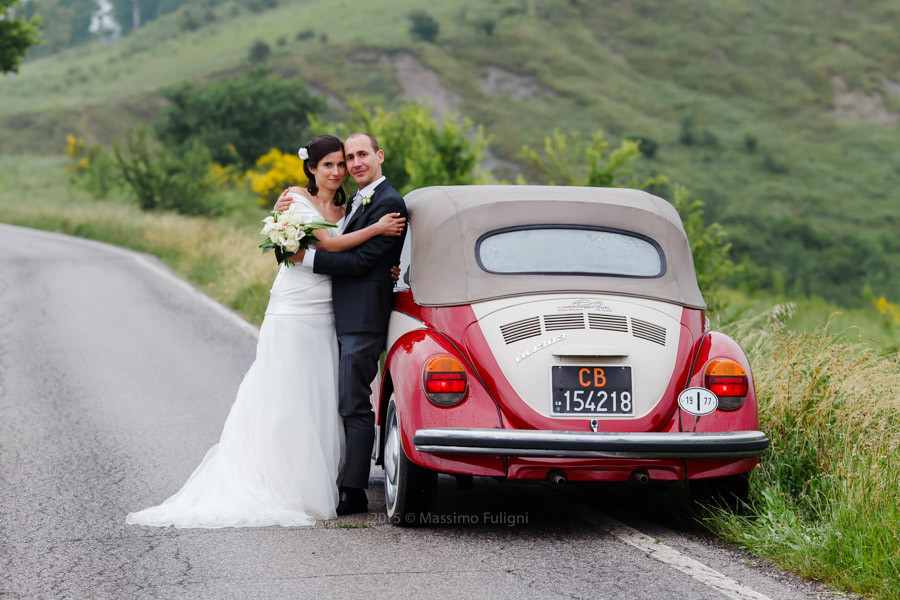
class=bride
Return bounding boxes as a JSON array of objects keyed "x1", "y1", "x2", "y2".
[{"x1": 126, "y1": 135, "x2": 405, "y2": 528}]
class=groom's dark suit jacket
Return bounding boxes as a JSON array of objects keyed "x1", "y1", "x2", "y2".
[{"x1": 313, "y1": 178, "x2": 408, "y2": 336}]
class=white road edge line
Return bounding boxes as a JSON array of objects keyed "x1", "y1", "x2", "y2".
[
  {"x1": 562, "y1": 498, "x2": 771, "y2": 600},
  {"x1": 0, "y1": 224, "x2": 260, "y2": 340}
]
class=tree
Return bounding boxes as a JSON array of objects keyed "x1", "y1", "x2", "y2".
[
  {"x1": 113, "y1": 127, "x2": 218, "y2": 215},
  {"x1": 522, "y1": 129, "x2": 734, "y2": 311},
  {"x1": 670, "y1": 185, "x2": 735, "y2": 310},
  {"x1": 0, "y1": 0, "x2": 41, "y2": 74},
  {"x1": 521, "y1": 129, "x2": 666, "y2": 189},
  {"x1": 311, "y1": 99, "x2": 489, "y2": 195},
  {"x1": 408, "y1": 10, "x2": 438, "y2": 42},
  {"x1": 155, "y1": 71, "x2": 325, "y2": 167},
  {"x1": 8, "y1": 0, "x2": 98, "y2": 57}
]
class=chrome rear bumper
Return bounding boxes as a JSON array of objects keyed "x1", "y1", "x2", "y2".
[{"x1": 413, "y1": 428, "x2": 769, "y2": 459}]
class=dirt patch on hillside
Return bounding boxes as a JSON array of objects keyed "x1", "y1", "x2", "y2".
[
  {"x1": 478, "y1": 66, "x2": 554, "y2": 102},
  {"x1": 343, "y1": 51, "x2": 522, "y2": 177},
  {"x1": 306, "y1": 84, "x2": 345, "y2": 110},
  {"x1": 830, "y1": 75, "x2": 898, "y2": 126},
  {"x1": 380, "y1": 52, "x2": 462, "y2": 121},
  {"x1": 375, "y1": 52, "x2": 521, "y2": 177},
  {"x1": 881, "y1": 75, "x2": 900, "y2": 98}
]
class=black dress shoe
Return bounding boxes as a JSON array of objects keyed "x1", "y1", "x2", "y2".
[{"x1": 336, "y1": 487, "x2": 368, "y2": 515}]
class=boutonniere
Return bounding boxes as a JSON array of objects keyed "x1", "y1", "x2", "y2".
[{"x1": 359, "y1": 189, "x2": 374, "y2": 212}]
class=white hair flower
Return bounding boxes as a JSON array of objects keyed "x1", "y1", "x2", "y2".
[{"x1": 298, "y1": 147, "x2": 309, "y2": 160}]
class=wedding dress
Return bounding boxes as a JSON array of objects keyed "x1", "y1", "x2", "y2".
[{"x1": 127, "y1": 199, "x2": 343, "y2": 528}]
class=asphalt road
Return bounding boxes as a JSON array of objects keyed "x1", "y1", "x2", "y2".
[{"x1": 0, "y1": 224, "x2": 838, "y2": 599}]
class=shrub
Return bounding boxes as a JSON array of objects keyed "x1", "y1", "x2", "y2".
[
  {"x1": 182, "y1": 10, "x2": 201, "y2": 31},
  {"x1": 625, "y1": 134, "x2": 659, "y2": 159},
  {"x1": 521, "y1": 132, "x2": 733, "y2": 310},
  {"x1": 156, "y1": 71, "x2": 325, "y2": 167},
  {"x1": 670, "y1": 185, "x2": 735, "y2": 310},
  {"x1": 520, "y1": 128, "x2": 667, "y2": 189},
  {"x1": 743, "y1": 132, "x2": 758, "y2": 153},
  {"x1": 761, "y1": 148, "x2": 789, "y2": 174},
  {"x1": 679, "y1": 115, "x2": 719, "y2": 149},
  {"x1": 679, "y1": 114, "x2": 696, "y2": 145},
  {"x1": 65, "y1": 134, "x2": 118, "y2": 198},
  {"x1": 296, "y1": 29, "x2": 314, "y2": 41},
  {"x1": 474, "y1": 19, "x2": 496, "y2": 36},
  {"x1": 873, "y1": 295, "x2": 900, "y2": 326},
  {"x1": 408, "y1": 10, "x2": 439, "y2": 42},
  {"x1": 244, "y1": 148, "x2": 308, "y2": 207},
  {"x1": 244, "y1": 0, "x2": 277, "y2": 12},
  {"x1": 249, "y1": 40, "x2": 271, "y2": 62},
  {"x1": 113, "y1": 128, "x2": 219, "y2": 215},
  {"x1": 699, "y1": 129, "x2": 719, "y2": 148},
  {"x1": 0, "y1": 0, "x2": 42, "y2": 74}
]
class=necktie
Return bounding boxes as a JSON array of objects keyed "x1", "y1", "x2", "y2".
[{"x1": 347, "y1": 194, "x2": 362, "y2": 223}]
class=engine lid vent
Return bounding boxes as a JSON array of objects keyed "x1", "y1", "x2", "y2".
[
  {"x1": 500, "y1": 316, "x2": 542, "y2": 344},
  {"x1": 543, "y1": 313, "x2": 586, "y2": 332},
  {"x1": 631, "y1": 318, "x2": 667, "y2": 346},
  {"x1": 587, "y1": 313, "x2": 628, "y2": 332}
]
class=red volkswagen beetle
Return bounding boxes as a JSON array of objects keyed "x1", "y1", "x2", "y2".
[{"x1": 373, "y1": 186, "x2": 767, "y2": 525}]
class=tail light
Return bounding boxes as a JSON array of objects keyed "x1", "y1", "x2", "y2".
[
  {"x1": 704, "y1": 359, "x2": 749, "y2": 410},
  {"x1": 423, "y1": 355, "x2": 468, "y2": 407}
]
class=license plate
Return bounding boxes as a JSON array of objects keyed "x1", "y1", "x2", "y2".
[{"x1": 551, "y1": 366, "x2": 633, "y2": 415}]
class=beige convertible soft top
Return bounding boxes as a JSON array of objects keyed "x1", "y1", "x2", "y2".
[{"x1": 404, "y1": 186, "x2": 706, "y2": 309}]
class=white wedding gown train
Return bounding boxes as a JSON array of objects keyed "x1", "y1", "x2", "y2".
[{"x1": 127, "y1": 202, "x2": 343, "y2": 528}]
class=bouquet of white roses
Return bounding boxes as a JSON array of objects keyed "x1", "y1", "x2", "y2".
[{"x1": 259, "y1": 202, "x2": 337, "y2": 266}]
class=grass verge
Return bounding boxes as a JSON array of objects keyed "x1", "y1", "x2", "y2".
[{"x1": 702, "y1": 307, "x2": 900, "y2": 600}]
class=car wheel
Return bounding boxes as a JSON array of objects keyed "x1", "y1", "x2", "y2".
[
  {"x1": 383, "y1": 397, "x2": 437, "y2": 526},
  {"x1": 690, "y1": 472, "x2": 750, "y2": 511}
]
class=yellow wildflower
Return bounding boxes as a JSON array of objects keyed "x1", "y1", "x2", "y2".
[{"x1": 874, "y1": 296, "x2": 900, "y2": 325}]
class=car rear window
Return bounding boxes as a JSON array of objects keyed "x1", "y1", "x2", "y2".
[{"x1": 476, "y1": 226, "x2": 665, "y2": 277}]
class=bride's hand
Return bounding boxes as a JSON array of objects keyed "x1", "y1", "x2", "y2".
[{"x1": 375, "y1": 213, "x2": 406, "y2": 236}]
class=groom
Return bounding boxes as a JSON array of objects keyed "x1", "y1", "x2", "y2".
[{"x1": 285, "y1": 133, "x2": 408, "y2": 515}]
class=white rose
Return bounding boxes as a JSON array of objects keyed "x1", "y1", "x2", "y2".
[{"x1": 285, "y1": 239, "x2": 300, "y2": 253}]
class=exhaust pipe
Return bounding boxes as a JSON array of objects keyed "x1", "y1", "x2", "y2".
[
  {"x1": 629, "y1": 469, "x2": 650, "y2": 486},
  {"x1": 546, "y1": 469, "x2": 567, "y2": 487}
]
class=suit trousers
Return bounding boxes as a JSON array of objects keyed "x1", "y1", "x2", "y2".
[{"x1": 336, "y1": 332, "x2": 386, "y2": 489}]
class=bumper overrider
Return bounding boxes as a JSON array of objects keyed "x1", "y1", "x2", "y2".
[{"x1": 413, "y1": 428, "x2": 769, "y2": 459}]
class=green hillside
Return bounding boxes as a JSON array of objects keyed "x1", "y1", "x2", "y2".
[{"x1": 2, "y1": 0, "x2": 899, "y2": 305}]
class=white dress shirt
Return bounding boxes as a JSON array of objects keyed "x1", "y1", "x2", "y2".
[{"x1": 302, "y1": 176, "x2": 386, "y2": 268}]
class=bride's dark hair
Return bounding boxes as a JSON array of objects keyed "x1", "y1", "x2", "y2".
[{"x1": 301, "y1": 134, "x2": 347, "y2": 207}]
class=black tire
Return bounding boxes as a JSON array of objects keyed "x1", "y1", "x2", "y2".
[{"x1": 383, "y1": 398, "x2": 437, "y2": 526}]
